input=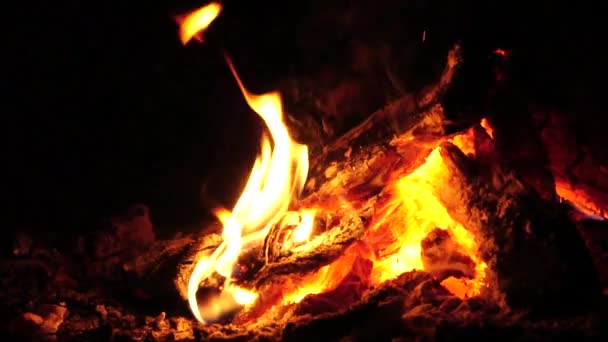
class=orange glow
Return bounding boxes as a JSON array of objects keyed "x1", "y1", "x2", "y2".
[
  {"x1": 291, "y1": 209, "x2": 316, "y2": 243},
  {"x1": 440, "y1": 276, "x2": 483, "y2": 299},
  {"x1": 480, "y1": 117, "x2": 495, "y2": 139},
  {"x1": 186, "y1": 55, "x2": 313, "y2": 323},
  {"x1": 365, "y1": 147, "x2": 487, "y2": 294},
  {"x1": 451, "y1": 129, "x2": 477, "y2": 156},
  {"x1": 277, "y1": 131, "x2": 488, "y2": 306},
  {"x1": 281, "y1": 243, "x2": 369, "y2": 304},
  {"x1": 176, "y1": 2, "x2": 222, "y2": 45},
  {"x1": 556, "y1": 181, "x2": 607, "y2": 220}
]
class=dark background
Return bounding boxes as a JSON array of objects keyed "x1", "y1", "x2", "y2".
[{"x1": 3, "y1": 0, "x2": 605, "y2": 237}]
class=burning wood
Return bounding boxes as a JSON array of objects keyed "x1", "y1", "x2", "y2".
[
  {"x1": 2, "y1": 3, "x2": 607, "y2": 341},
  {"x1": 171, "y1": 54, "x2": 597, "y2": 334},
  {"x1": 535, "y1": 110, "x2": 608, "y2": 220}
]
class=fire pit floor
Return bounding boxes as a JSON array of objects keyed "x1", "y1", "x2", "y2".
[{"x1": 2, "y1": 256, "x2": 607, "y2": 341}]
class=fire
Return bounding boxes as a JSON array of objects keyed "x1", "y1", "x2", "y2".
[
  {"x1": 176, "y1": 2, "x2": 222, "y2": 44},
  {"x1": 480, "y1": 118, "x2": 495, "y2": 139},
  {"x1": 291, "y1": 209, "x2": 316, "y2": 243},
  {"x1": 556, "y1": 182, "x2": 607, "y2": 220},
  {"x1": 277, "y1": 124, "x2": 490, "y2": 306},
  {"x1": 177, "y1": 7, "x2": 489, "y2": 321},
  {"x1": 368, "y1": 148, "x2": 486, "y2": 290},
  {"x1": 184, "y1": 55, "x2": 312, "y2": 322},
  {"x1": 177, "y1": 3, "x2": 315, "y2": 323}
]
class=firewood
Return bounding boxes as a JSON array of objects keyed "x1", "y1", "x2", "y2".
[
  {"x1": 434, "y1": 135, "x2": 601, "y2": 314},
  {"x1": 535, "y1": 110, "x2": 608, "y2": 219},
  {"x1": 254, "y1": 213, "x2": 366, "y2": 285},
  {"x1": 305, "y1": 45, "x2": 462, "y2": 187}
]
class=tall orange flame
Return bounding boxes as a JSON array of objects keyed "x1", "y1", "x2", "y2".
[{"x1": 184, "y1": 53, "x2": 313, "y2": 322}]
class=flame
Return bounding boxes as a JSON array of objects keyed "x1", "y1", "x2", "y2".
[
  {"x1": 176, "y1": 2, "x2": 222, "y2": 45},
  {"x1": 292, "y1": 209, "x2": 316, "y2": 243},
  {"x1": 231, "y1": 285, "x2": 258, "y2": 305},
  {"x1": 556, "y1": 181, "x2": 607, "y2": 220},
  {"x1": 480, "y1": 117, "x2": 495, "y2": 139},
  {"x1": 186, "y1": 55, "x2": 312, "y2": 323},
  {"x1": 176, "y1": 5, "x2": 488, "y2": 319},
  {"x1": 366, "y1": 147, "x2": 487, "y2": 296},
  {"x1": 277, "y1": 126, "x2": 490, "y2": 306},
  {"x1": 281, "y1": 242, "x2": 369, "y2": 304}
]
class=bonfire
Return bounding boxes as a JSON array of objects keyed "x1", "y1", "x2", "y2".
[{"x1": 3, "y1": 2, "x2": 607, "y2": 341}]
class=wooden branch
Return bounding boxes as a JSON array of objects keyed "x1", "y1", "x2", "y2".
[
  {"x1": 434, "y1": 136, "x2": 601, "y2": 314},
  {"x1": 307, "y1": 45, "x2": 462, "y2": 180}
]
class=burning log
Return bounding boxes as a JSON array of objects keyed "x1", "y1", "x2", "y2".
[
  {"x1": 3, "y1": 100, "x2": 605, "y2": 342},
  {"x1": 168, "y1": 38, "x2": 600, "y2": 333},
  {"x1": 433, "y1": 131, "x2": 601, "y2": 314},
  {"x1": 534, "y1": 109, "x2": 608, "y2": 219},
  {"x1": 258, "y1": 213, "x2": 366, "y2": 281},
  {"x1": 173, "y1": 118, "x2": 600, "y2": 333},
  {"x1": 304, "y1": 44, "x2": 463, "y2": 196}
]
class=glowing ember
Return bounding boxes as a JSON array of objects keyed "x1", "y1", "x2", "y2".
[
  {"x1": 494, "y1": 48, "x2": 508, "y2": 57},
  {"x1": 365, "y1": 146, "x2": 487, "y2": 297},
  {"x1": 277, "y1": 123, "x2": 491, "y2": 306},
  {"x1": 176, "y1": 2, "x2": 222, "y2": 44},
  {"x1": 556, "y1": 182, "x2": 607, "y2": 220},
  {"x1": 480, "y1": 117, "x2": 495, "y2": 139}
]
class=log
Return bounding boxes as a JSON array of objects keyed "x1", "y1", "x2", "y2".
[
  {"x1": 535, "y1": 110, "x2": 608, "y2": 219},
  {"x1": 304, "y1": 44, "x2": 462, "y2": 192},
  {"x1": 302, "y1": 40, "x2": 507, "y2": 198},
  {"x1": 431, "y1": 129, "x2": 601, "y2": 314},
  {"x1": 255, "y1": 213, "x2": 366, "y2": 285}
]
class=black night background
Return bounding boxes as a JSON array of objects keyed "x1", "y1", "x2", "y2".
[{"x1": 3, "y1": 0, "x2": 605, "y2": 239}]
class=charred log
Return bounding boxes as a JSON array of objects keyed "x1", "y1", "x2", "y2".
[
  {"x1": 255, "y1": 214, "x2": 366, "y2": 284},
  {"x1": 534, "y1": 110, "x2": 608, "y2": 219},
  {"x1": 303, "y1": 45, "x2": 462, "y2": 193},
  {"x1": 434, "y1": 136, "x2": 601, "y2": 315}
]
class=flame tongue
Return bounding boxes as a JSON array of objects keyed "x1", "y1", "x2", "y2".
[
  {"x1": 186, "y1": 55, "x2": 312, "y2": 323},
  {"x1": 225, "y1": 56, "x2": 310, "y2": 233},
  {"x1": 176, "y1": 2, "x2": 222, "y2": 44}
]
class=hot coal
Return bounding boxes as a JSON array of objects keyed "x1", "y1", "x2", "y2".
[{"x1": 421, "y1": 228, "x2": 476, "y2": 281}]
